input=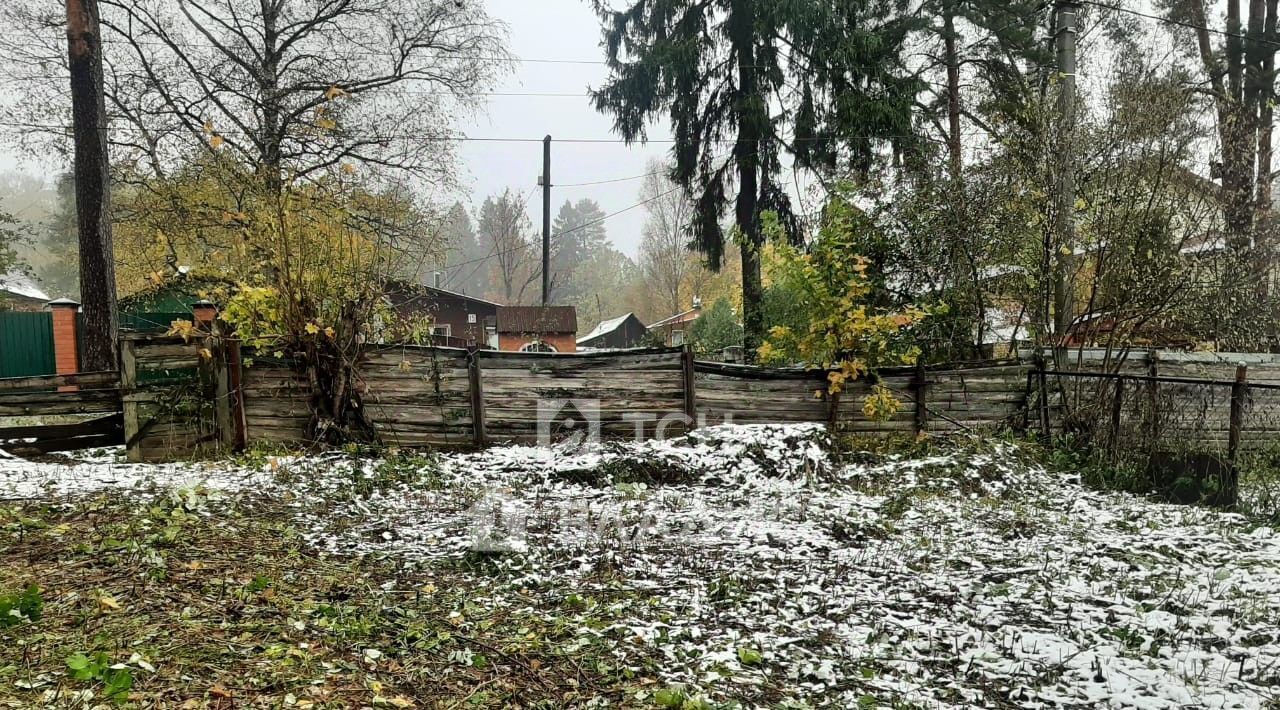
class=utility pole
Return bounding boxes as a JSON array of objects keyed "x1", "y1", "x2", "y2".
[
  {"x1": 540, "y1": 135, "x2": 551, "y2": 306},
  {"x1": 1052, "y1": 0, "x2": 1078, "y2": 348},
  {"x1": 65, "y1": 0, "x2": 118, "y2": 371}
]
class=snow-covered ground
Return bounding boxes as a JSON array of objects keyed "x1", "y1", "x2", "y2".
[{"x1": 3, "y1": 426, "x2": 1279, "y2": 708}]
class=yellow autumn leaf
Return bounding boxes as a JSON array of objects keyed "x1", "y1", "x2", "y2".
[
  {"x1": 341, "y1": 162, "x2": 357, "y2": 175},
  {"x1": 325, "y1": 85, "x2": 347, "y2": 100},
  {"x1": 98, "y1": 595, "x2": 122, "y2": 611},
  {"x1": 199, "y1": 347, "x2": 213, "y2": 360},
  {"x1": 304, "y1": 322, "x2": 320, "y2": 335},
  {"x1": 324, "y1": 326, "x2": 335, "y2": 339},
  {"x1": 210, "y1": 134, "x2": 224, "y2": 149},
  {"x1": 202, "y1": 119, "x2": 214, "y2": 134}
]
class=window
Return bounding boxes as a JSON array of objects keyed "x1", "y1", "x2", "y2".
[
  {"x1": 671, "y1": 330, "x2": 685, "y2": 346},
  {"x1": 519, "y1": 341, "x2": 557, "y2": 353},
  {"x1": 431, "y1": 324, "x2": 451, "y2": 337}
]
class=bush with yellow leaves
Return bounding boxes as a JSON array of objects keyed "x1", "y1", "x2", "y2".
[{"x1": 758, "y1": 190, "x2": 933, "y2": 421}]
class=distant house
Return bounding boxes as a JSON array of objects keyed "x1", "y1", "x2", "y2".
[
  {"x1": 648, "y1": 298, "x2": 703, "y2": 346},
  {"x1": 576, "y1": 313, "x2": 650, "y2": 350},
  {"x1": 385, "y1": 281, "x2": 500, "y2": 348},
  {"x1": 496, "y1": 306, "x2": 577, "y2": 353},
  {"x1": 0, "y1": 270, "x2": 50, "y2": 312}
]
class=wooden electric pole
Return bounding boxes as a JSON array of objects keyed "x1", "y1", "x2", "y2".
[
  {"x1": 1052, "y1": 0, "x2": 1078, "y2": 347},
  {"x1": 540, "y1": 135, "x2": 552, "y2": 306},
  {"x1": 65, "y1": 0, "x2": 118, "y2": 371}
]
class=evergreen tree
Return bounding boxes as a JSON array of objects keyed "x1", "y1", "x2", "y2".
[
  {"x1": 591, "y1": 0, "x2": 919, "y2": 361},
  {"x1": 438, "y1": 202, "x2": 487, "y2": 297},
  {"x1": 550, "y1": 199, "x2": 609, "y2": 304},
  {"x1": 688, "y1": 297, "x2": 743, "y2": 356}
]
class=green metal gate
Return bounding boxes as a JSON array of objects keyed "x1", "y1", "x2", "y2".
[{"x1": 0, "y1": 311, "x2": 56, "y2": 378}]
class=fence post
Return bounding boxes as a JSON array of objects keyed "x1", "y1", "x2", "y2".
[
  {"x1": 913, "y1": 362, "x2": 928, "y2": 435},
  {"x1": 467, "y1": 345, "x2": 487, "y2": 448},
  {"x1": 827, "y1": 388, "x2": 841, "y2": 432},
  {"x1": 226, "y1": 337, "x2": 247, "y2": 451},
  {"x1": 681, "y1": 344, "x2": 697, "y2": 428},
  {"x1": 119, "y1": 338, "x2": 140, "y2": 462},
  {"x1": 1037, "y1": 359, "x2": 1051, "y2": 440},
  {"x1": 210, "y1": 322, "x2": 234, "y2": 451},
  {"x1": 1226, "y1": 362, "x2": 1247, "y2": 507},
  {"x1": 1109, "y1": 377, "x2": 1124, "y2": 461}
]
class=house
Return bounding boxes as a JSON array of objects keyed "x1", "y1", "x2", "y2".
[
  {"x1": 576, "y1": 313, "x2": 650, "y2": 350},
  {"x1": 648, "y1": 298, "x2": 702, "y2": 346},
  {"x1": 0, "y1": 270, "x2": 50, "y2": 312},
  {"x1": 496, "y1": 306, "x2": 577, "y2": 352},
  {"x1": 385, "y1": 281, "x2": 500, "y2": 348}
]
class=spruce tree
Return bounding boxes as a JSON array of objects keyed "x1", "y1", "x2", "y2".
[{"x1": 591, "y1": 0, "x2": 919, "y2": 360}]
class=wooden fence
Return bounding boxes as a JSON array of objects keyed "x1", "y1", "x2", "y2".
[
  {"x1": 230, "y1": 345, "x2": 1031, "y2": 452},
  {"x1": 18, "y1": 335, "x2": 1280, "y2": 464},
  {"x1": 0, "y1": 371, "x2": 122, "y2": 453}
]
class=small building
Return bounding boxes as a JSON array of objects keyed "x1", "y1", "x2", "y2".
[
  {"x1": 496, "y1": 306, "x2": 577, "y2": 353},
  {"x1": 385, "y1": 281, "x2": 501, "y2": 348},
  {"x1": 0, "y1": 270, "x2": 50, "y2": 312},
  {"x1": 648, "y1": 299, "x2": 703, "y2": 346},
  {"x1": 576, "y1": 313, "x2": 650, "y2": 350}
]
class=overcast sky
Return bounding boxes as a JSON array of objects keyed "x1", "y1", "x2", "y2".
[
  {"x1": 458, "y1": 0, "x2": 672, "y2": 258},
  {"x1": 0, "y1": 0, "x2": 670, "y2": 258}
]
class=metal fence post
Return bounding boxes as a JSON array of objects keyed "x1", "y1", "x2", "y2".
[
  {"x1": 1037, "y1": 364, "x2": 1051, "y2": 440},
  {"x1": 1227, "y1": 362, "x2": 1247, "y2": 507}
]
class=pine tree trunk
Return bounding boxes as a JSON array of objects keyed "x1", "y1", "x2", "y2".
[
  {"x1": 730, "y1": 5, "x2": 763, "y2": 362},
  {"x1": 65, "y1": 0, "x2": 118, "y2": 372}
]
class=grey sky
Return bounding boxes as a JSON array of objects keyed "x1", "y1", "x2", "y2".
[
  {"x1": 0, "y1": 0, "x2": 669, "y2": 258},
  {"x1": 458, "y1": 0, "x2": 671, "y2": 259}
]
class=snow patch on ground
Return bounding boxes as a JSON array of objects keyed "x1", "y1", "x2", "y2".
[{"x1": 3, "y1": 425, "x2": 1279, "y2": 708}]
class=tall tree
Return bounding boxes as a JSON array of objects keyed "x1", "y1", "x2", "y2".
[
  {"x1": 549, "y1": 199, "x2": 609, "y2": 304},
  {"x1": 637, "y1": 160, "x2": 695, "y2": 316},
  {"x1": 1173, "y1": 0, "x2": 1278, "y2": 248},
  {"x1": 477, "y1": 190, "x2": 537, "y2": 305},
  {"x1": 591, "y1": 0, "x2": 919, "y2": 360},
  {"x1": 65, "y1": 0, "x2": 117, "y2": 370},
  {"x1": 437, "y1": 202, "x2": 488, "y2": 297},
  {"x1": 1, "y1": 0, "x2": 503, "y2": 196}
]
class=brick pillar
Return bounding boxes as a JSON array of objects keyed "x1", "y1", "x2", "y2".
[
  {"x1": 192, "y1": 299, "x2": 217, "y2": 329},
  {"x1": 46, "y1": 298, "x2": 81, "y2": 390}
]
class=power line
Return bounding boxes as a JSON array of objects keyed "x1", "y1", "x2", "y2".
[
  {"x1": 0, "y1": 120, "x2": 920, "y2": 144},
  {"x1": 1077, "y1": 0, "x2": 1280, "y2": 50}
]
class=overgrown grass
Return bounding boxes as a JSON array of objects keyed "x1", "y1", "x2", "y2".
[{"x1": 0, "y1": 487, "x2": 662, "y2": 708}]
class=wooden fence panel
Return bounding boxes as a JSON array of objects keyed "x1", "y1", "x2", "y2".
[
  {"x1": 359, "y1": 347, "x2": 473, "y2": 447},
  {"x1": 480, "y1": 348, "x2": 686, "y2": 443}
]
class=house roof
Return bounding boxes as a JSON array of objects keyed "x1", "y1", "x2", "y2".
[
  {"x1": 0, "y1": 270, "x2": 49, "y2": 302},
  {"x1": 648, "y1": 307, "x2": 701, "y2": 329},
  {"x1": 577, "y1": 313, "x2": 640, "y2": 344},
  {"x1": 385, "y1": 281, "x2": 505, "y2": 311},
  {"x1": 496, "y1": 306, "x2": 577, "y2": 334}
]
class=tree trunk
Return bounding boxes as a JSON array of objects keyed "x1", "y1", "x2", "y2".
[
  {"x1": 944, "y1": 11, "x2": 963, "y2": 179},
  {"x1": 65, "y1": 0, "x2": 118, "y2": 372},
  {"x1": 730, "y1": 6, "x2": 763, "y2": 362}
]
